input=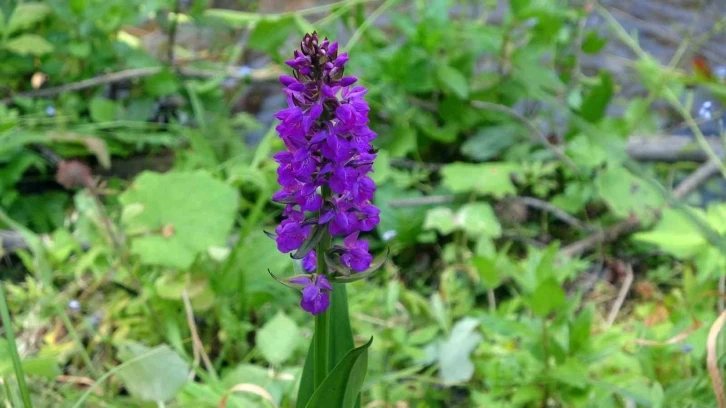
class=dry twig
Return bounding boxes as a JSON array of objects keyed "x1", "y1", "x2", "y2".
[
  {"x1": 707, "y1": 310, "x2": 726, "y2": 408},
  {"x1": 1, "y1": 65, "x2": 280, "y2": 103},
  {"x1": 562, "y1": 160, "x2": 720, "y2": 257},
  {"x1": 182, "y1": 289, "x2": 218, "y2": 381},
  {"x1": 606, "y1": 264, "x2": 634, "y2": 327}
]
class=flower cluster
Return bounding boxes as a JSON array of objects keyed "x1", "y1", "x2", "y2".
[{"x1": 271, "y1": 33, "x2": 380, "y2": 315}]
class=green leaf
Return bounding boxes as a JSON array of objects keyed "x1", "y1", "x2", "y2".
[
  {"x1": 441, "y1": 162, "x2": 520, "y2": 198},
  {"x1": 257, "y1": 312, "x2": 300, "y2": 365},
  {"x1": 439, "y1": 317, "x2": 482, "y2": 384},
  {"x1": 435, "y1": 64, "x2": 469, "y2": 99},
  {"x1": 424, "y1": 207, "x2": 456, "y2": 235},
  {"x1": 596, "y1": 166, "x2": 664, "y2": 224},
  {"x1": 582, "y1": 30, "x2": 607, "y2": 54},
  {"x1": 116, "y1": 343, "x2": 189, "y2": 402},
  {"x1": 473, "y1": 256, "x2": 500, "y2": 288},
  {"x1": 144, "y1": 69, "x2": 179, "y2": 97},
  {"x1": 67, "y1": 41, "x2": 91, "y2": 58},
  {"x1": 249, "y1": 16, "x2": 295, "y2": 54},
  {"x1": 89, "y1": 97, "x2": 118, "y2": 123},
  {"x1": 297, "y1": 284, "x2": 357, "y2": 408},
  {"x1": 7, "y1": 3, "x2": 51, "y2": 35},
  {"x1": 461, "y1": 124, "x2": 522, "y2": 161},
  {"x1": 633, "y1": 208, "x2": 708, "y2": 258},
  {"x1": 579, "y1": 72, "x2": 613, "y2": 123},
  {"x1": 549, "y1": 359, "x2": 589, "y2": 388},
  {"x1": 527, "y1": 279, "x2": 565, "y2": 317},
  {"x1": 569, "y1": 305, "x2": 593, "y2": 355},
  {"x1": 458, "y1": 203, "x2": 501, "y2": 237},
  {"x1": 4, "y1": 34, "x2": 53, "y2": 56},
  {"x1": 303, "y1": 337, "x2": 372, "y2": 408},
  {"x1": 119, "y1": 171, "x2": 238, "y2": 269}
]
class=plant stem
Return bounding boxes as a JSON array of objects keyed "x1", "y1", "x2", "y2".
[
  {"x1": 314, "y1": 188, "x2": 333, "y2": 389},
  {"x1": 0, "y1": 283, "x2": 33, "y2": 408},
  {"x1": 54, "y1": 304, "x2": 102, "y2": 380},
  {"x1": 541, "y1": 320, "x2": 550, "y2": 408}
]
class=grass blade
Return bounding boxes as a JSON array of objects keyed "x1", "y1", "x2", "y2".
[{"x1": 0, "y1": 282, "x2": 33, "y2": 408}]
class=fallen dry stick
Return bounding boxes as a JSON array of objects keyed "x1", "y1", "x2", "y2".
[
  {"x1": 562, "y1": 160, "x2": 721, "y2": 258},
  {"x1": 707, "y1": 310, "x2": 726, "y2": 408}
]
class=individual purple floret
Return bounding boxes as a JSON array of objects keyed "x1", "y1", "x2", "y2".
[
  {"x1": 290, "y1": 274, "x2": 332, "y2": 315},
  {"x1": 270, "y1": 32, "x2": 380, "y2": 315},
  {"x1": 302, "y1": 251, "x2": 317, "y2": 272}
]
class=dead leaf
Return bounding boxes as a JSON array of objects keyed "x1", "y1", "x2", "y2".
[{"x1": 644, "y1": 302, "x2": 669, "y2": 327}]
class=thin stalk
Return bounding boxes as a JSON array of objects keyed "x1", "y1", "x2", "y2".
[
  {"x1": 540, "y1": 320, "x2": 550, "y2": 408},
  {"x1": 314, "y1": 188, "x2": 333, "y2": 389},
  {"x1": 54, "y1": 305, "x2": 102, "y2": 379},
  {"x1": 0, "y1": 283, "x2": 33, "y2": 408}
]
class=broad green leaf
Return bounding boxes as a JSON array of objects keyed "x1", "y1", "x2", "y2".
[
  {"x1": 303, "y1": 337, "x2": 372, "y2": 408},
  {"x1": 633, "y1": 208, "x2": 708, "y2": 258},
  {"x1": 550, "y1": 359, "x2": 589, "y2": 388},
  {"x1": 458, "y1": 202, "x2": 501, "y2": 237},
  {"x1": 435, "y1": 64, "x2": 469, "y2": 99},
  {"x1": 580, "y1": 73, "x2": 613, "y2": 123},
  {"x1": 5, "y1": 34, "x2": 53, "y2": 56},
  {"x1": 119, "y1": 171, "x2": 238, "y2": 269},
  {"x1": 596, "y1": 166, "x2": 663, "y2": 224},
  {"x1": 257, "y1": 312, "x2": 300, "y2": 365},
  {"x1": 89, "y1": 97, "x2": 118, "y2": 123},
  {"x1": 297, "y1": 284, "x2": 357, "y2": 408},
  {"x1": 116, "y1": 343, "x2": 189, "y2": 402},
  {"x1": 441, "y1": 162, "x2": 520, "y2": 198},
  {"x1": 473, "y1": 256, "x2": 500, "y2": 288},
  {"x1": 424, "y1": 207, "x2": 456, "y2": 235},
  {"x1": 527, "y1": 279, "x2": 565, "y2": 317},
  {"x1": 7, "y1": 3, "x2": 51, "y2": 35},
  {"x1": 439, "y1": 317, "x2": 482, "y2": 384}
]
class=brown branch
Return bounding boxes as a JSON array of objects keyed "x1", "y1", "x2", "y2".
[
  {"x1": 627, "y1": 135, "x2": 724, "y2": 162},
  {"x1": 606, "y1": 263, "x2": 634, "y2": 327},
  {"x1": 516, "y1": 196, "x2": 591, "y2": 231},
  {"x1": 1, "y1": 65, "x2": 281, "y2": 103},
  {"x1": 561, "y1": 160, "x2": 720, "y2": 258}
]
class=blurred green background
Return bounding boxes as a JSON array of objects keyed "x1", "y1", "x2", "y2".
[{"x1": 1, "y1": 0, "x2": 726, "y2": 406}]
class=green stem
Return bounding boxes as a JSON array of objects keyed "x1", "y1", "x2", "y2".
[
  {"x1": 0, "y1": 283, "x2": 33, "y2": 408},
  {"x1": 313, "y1": 310, "x2": 330, "y2": 388},
  {"x1": 54, "y1": 304, "x2": 102, "y2": 379},
  {"x1": 314, "y1": 188, "x2": 333, "y2": 389}
]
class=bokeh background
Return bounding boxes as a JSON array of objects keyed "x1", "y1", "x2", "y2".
[{"x1": 1, "y1": 0, "x2": 726, "y2": 406}]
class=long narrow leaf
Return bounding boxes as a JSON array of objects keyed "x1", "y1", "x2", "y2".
[
  {"x1": 296, "y1": 284, "x2": 357, "y2": 408},
  {"x1": 304, "y1": 337, "x2": 372, "y2": 408}
]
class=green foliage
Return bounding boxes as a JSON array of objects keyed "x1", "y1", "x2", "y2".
[
  {"x1": 303, "y1": 337, "x2": 372, "y2": 408},
  {"x1": 119, "y1": 171, "x2": 238, "y2": 268},
  {"x1": 116, "y1": 343, "x2": 190, "y2": 402}
]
